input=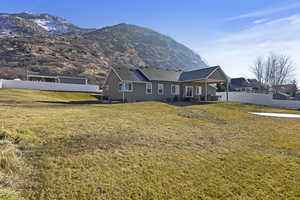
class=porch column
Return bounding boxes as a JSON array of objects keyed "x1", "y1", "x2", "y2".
[
  {"x1": 198, "y1": 85, "x2": 201, "y2": 102},
  {"x1": 226, "y1": 79, "x2": 229, "y2": 102},
  {"x1": 205, "y1": 79, "x2": 208, "y2": 102}
]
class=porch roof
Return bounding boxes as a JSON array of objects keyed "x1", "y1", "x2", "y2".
[{"x1": 179, "y1": 66, "x2": 228, "y2": 83}]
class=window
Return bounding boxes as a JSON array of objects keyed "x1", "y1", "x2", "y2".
[
  {"x1": 185, "y1": 86, "x2": 193, "y2": 97},
  {"x1": 119, "y1": 81, "x2": 133, "y2": 92},
  {"x1": 158, "y1": 83, "x2": 164, "y2": 95},
  {"x1": 171, "y1": 85, "x2": 180, "y2": 95},
  {"x1": 146, "y1": 83, "x2": 152, "y2": 94},
  {"x1": 196, "y1": 86, "x2": 202, "y2": 95}
]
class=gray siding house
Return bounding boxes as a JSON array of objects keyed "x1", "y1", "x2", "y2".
[{"x1": 103, "y1": 66, "x2": 228, "y2": 102}]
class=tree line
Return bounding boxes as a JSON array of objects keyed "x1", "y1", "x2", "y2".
[{"x1": 251, "y1": 53, "x2": 297, "y2": 90}]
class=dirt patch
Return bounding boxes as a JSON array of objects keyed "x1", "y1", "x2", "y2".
[{"x1": 176, "y1": 109, "x2": 227, "y2": 124}]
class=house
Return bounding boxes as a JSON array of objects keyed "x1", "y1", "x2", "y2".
[
  {"x1": 229, "y1": 77, "x2": 259, "y2": 91},
  {"x1": 28, "y1": 75, "x2": 88, "y2": 85},
  {"x1": 102, "y1": 66, "x2": 228, "y2": 102},
  {"x1": 0, "y1": 74, "x2": 99, "y2": 92},
  {"x1": 296, "y1": 92, "x2": 300, "y2": 100},
  {"x1": 272, "y1": 84, "x2": 297, "y2": 97},
  {"x1": 273, "y1": 92, "x2": 290, "y2": 100}
]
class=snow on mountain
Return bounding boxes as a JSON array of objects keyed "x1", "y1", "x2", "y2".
[
  {"x1": 33, "y1": 19, "x2": 51, "y2": 31},
  {"x1": 0, "y1": 13, "x2": 91, "y2": 36},
  {"x1": 29, "y1": 14, "x2": 77, "y2": 34},
  {"x1": 33, "y1": 18, "x2": 70, "y2": 34}
]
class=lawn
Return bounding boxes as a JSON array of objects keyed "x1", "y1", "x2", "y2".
[{"x1": 0, "y1": 89, "x2": 299, "y2": 200}]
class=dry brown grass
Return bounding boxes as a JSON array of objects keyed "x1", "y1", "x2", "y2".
[
  {"x1": 0, "y1": 89, "x2": 299, "y2": 200},
  {"x1": 0, "y1": 130, "x2": 27, "y2": 200}
]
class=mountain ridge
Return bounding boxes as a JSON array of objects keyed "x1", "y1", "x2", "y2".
[{"x1": 0, "y1": 13, "x2": 208, "y2": 84}]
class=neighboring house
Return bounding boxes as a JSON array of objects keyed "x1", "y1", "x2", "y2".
[
  {"x1": 103, "y1": 66, "x2": 228, "y2": 102},
  {"x1": 230, "y1": 78, "x2": 259, "y2": 92},
  {"x1": 272, "y1": 84, "x2": 298, "y2": 97},
  {"x1": 295, "y1": 92, "x2": 300, "y2": 100},
  {"x1": 273, "y1": 92, "x2": 290, "y2": 100},
  {"x1": 0, "y1": 74, "x2": 99, "y2": 92},
  {"x1": 28, "y1": 75, "x2": 88, "y2": 85}
]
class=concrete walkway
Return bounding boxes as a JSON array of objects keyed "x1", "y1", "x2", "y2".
[{"x1": 249, "y1": 112, "x2": 300, "y2": 118}]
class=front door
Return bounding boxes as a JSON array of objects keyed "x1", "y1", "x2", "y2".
[{"x1": 185, "y1": 86, "x2": 193, "y2": 97}]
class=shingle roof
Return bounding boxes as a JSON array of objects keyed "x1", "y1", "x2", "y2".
[
  {"x1": 113, "y1": 66, "x2": 224, "y2": 82},
  {"x1": 272, "y1": 84, "x2": 297, "y2": 92},
  {"x1": 113, "y1": 67, "x2": 149, "y2": 82},
  {"x1": 139, "y1": 67, "x2": 182, "y2": 82},
  {"x1": 179, "y1": 66, "x2": 219, "y2": 81},
  {"x1": 230, "y1": 78, "x2": 247, "y2": 86},
  {"x1": 230, "y1": 78, "x2": 259, "y2": 89}
]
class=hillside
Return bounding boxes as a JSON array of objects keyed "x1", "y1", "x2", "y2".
[
  {"x1": 0, "y1": 13, "x2": 207, "y2": 85},
  {"x1": 0, "y1": 89, "x2": 299, "y2": 200},
  {"x1": 0, "y1": 35, "x2": 109, "y2": 84},
  {"x1": 85, "y1": 24, "x2": 207, "y2": 70}
]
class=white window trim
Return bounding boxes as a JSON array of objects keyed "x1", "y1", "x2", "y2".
[
  {"x1": 119, "y1": 81, "x2": 133, "y2": 92},
  {"x1": 158, "y1": 83, "x2": 164, "y2": 95},
  {"x1": 196, "y1": 86, "x2": 202, "y2": 95},
  {"x1": 171, "y1": 84, "x2": 180, "y2": 95},
  {"x1": 146, "y1": 83, "x2": 152, "y2": 94},
  {"x1": 185, "y1": 86, "x2": 194, "y2": 97}
]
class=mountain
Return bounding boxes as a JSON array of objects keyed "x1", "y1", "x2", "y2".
[
  {"x1": 0, "y1": 12, "x2": 93, "y2": 36},
  {"x1": 0, "y1": 13, "x2": 208, "y2": 85},
  {"x1": 85, "y1": 24, "x2": 207, "y2": 70}
]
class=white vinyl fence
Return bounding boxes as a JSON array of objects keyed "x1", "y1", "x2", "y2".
[
  {"x1": 0, "y1": 79, "x2": 99, "y2": 93},
  {"x1": 217, "y1": 92, "x2": 300, "y2": 110}
]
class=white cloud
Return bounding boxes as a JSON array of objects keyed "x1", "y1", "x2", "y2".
[
  {"x1": 253, "y1": 18, "x2": 268, "y2": 24},
  {"x1": 227, "y1": 2, "x2": 300, "y2": 21},
  {"x1": 199, "y1": 14, "x2": 300, "y2": 83}
]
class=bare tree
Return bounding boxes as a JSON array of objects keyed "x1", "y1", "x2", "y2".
[
  {"x1": 251, "y1": 53, "x2": 295, "y2": 88},
  {"x1": 276, "y1": 55, "x2": 295, "y2": 85},
  {"x1": 250, "y1": 57, "x2": 264, "y2": 88}
]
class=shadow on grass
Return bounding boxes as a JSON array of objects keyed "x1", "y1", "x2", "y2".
[
  {"x1": 36, "y1": 100, "x2": 101, "y2": 105},
  {"x1": 165, "y1": 101, "x2": 221, "y2": 107},
  {"x1": 36, "y1": 100, "x2": 222, "y2": 107}
]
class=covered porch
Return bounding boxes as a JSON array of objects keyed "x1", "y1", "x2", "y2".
[{"x1": 180, "y1": 66, "x2": 229, "y2": 102}]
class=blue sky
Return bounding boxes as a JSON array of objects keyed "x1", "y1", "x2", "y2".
[{"x1": 2, "y1": 0, "x2": 300, "y2": 81}]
